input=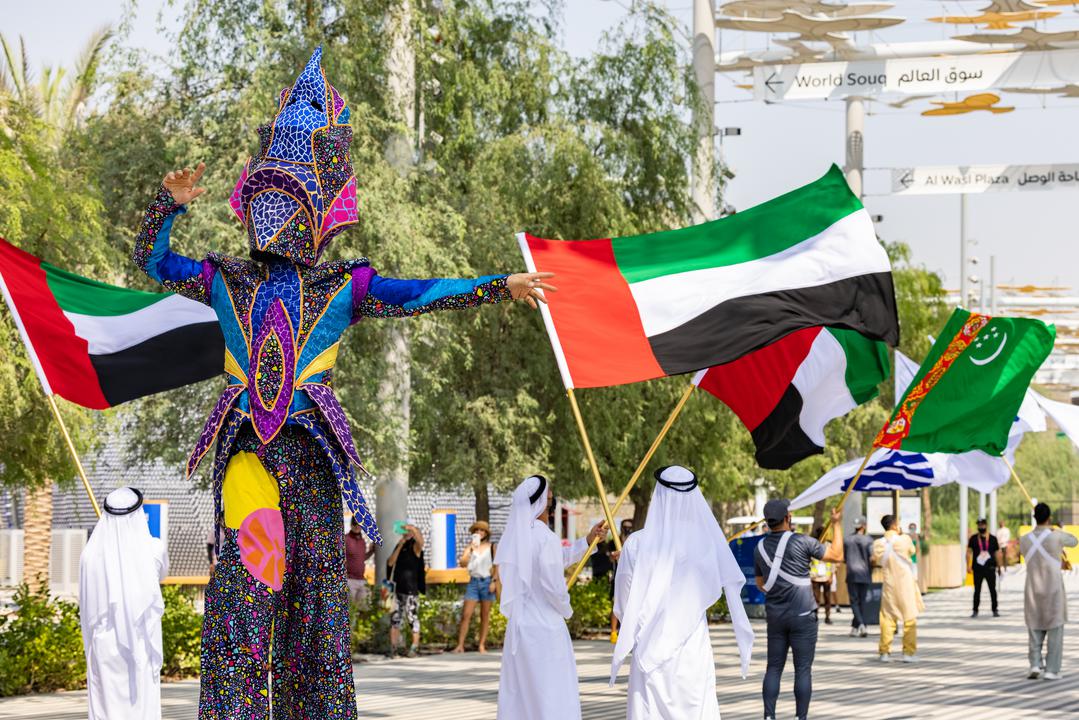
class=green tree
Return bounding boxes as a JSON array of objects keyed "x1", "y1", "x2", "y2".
[{"x1": 0, "y1": 31, "x2": 116, "y2": 491}]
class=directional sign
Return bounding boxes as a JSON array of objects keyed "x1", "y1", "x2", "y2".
[
  {"x1": 753, "y1": 48, "x2": 1079, "y2": 101},
  {"x1": 889, "y1": 164, "x2": 1079, "y2": 195}
]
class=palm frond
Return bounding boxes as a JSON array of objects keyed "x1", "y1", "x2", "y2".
[
  {"x1": 0, "y1": 34, "x2": 22, "y2": 98},
  {"x1": 63, "y1": 25, "x2": 113, "y2": 130}
]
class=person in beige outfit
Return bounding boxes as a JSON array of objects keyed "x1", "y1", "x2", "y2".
[
  {"x1": 872, "y1": 514, "x2": 924, "y2": 663},
  {"x1": 1020, "y1": 502, "x2": 1078, "y2": 680}
]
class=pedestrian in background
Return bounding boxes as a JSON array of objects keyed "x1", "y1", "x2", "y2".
[
  {"x1": 810, "y1": 526, "x2": 835, "y2": 624},
  {"x1": 452, "y1": 520, "x2": 498, "y2": 653},
  {"x1": 345, "y1": 515, "x2": 376, "y2": 606},
  {"x1": 1020, "y1": 503, "x2": 1078, "y2": 680},
  {"x1": 873, "y1": 514, "x2": 923, "y2": 663},
  {"x1": 844, "y1": 516, "x2": 873, "y2": 638},
  {"x1": 967, "y1": 517, "x2": 1003, "y2": 618},
  {"x1": 387, "y1": 523, "x2": 426, "y2": 658},
  {"x1": 609, "y1": 518, "x2": 634, "y2": 643}
]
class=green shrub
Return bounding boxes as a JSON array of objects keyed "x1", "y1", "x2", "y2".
[
  {"x1": 708, "y1": 593, "x2": 730, "y2": 622},
  {"x1": 160, "y1": 586, "x2": 202, "y2": 679},
  {"x1": 0, "y1": 584, "x2": 86, "y2": 696},
  {"x1": 567, "y1": 578, "x2": 612, "y2": 638}
]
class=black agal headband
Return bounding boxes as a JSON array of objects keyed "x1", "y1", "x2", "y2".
[
  {"x1": 654, "y1": 466, "x2": 698, "y2": 492},
  {"x1": 528, "y1": 475, "x2": 548, "y2": 504},
  {"x1": 103, "y1": 487, "x2": 145, "y2": 516}
]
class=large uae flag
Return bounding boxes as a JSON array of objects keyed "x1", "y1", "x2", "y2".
[
  {"x1": 519, "y1": 165, "x2": 898, "y2": 388},
  {"x1": 693, "y1": 327, "x2": 889, "y2": 469},
  {"x1": 0, "y1": 238, "x2": 223, "y2": 409}
]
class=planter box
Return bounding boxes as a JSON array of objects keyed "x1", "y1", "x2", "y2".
[{"x1": 926, "y1": 544, "x2": 964, "y2": 588}]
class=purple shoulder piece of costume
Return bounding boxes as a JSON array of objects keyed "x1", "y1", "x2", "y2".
[
  {"x1": 301, "y1": 383, "x2": 366, "y2": 471},
  {"x1": 187, "y1": 385, "x2": 245, "y2": 478}
]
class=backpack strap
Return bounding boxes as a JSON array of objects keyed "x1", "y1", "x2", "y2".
[{"x1": 759, "y1": 531, "x2": 811, "y2": 592}]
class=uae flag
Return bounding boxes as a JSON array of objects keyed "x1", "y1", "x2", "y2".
[
  {"x1": 518, "y1": 165, "x2": 898, "y2": 389},
  {"x1": 0, "y1": 238, "x2": 223, "y2": 409},
  {"x1": 692, "y1": 327, "x2": 889, "y2": 469}
]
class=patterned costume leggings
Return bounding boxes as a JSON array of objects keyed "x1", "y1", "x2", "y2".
[{"x1": 199, "y1": 426, "x2": 356, "y2": 720}]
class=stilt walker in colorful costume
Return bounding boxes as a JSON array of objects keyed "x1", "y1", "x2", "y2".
[{"x1": 132, "y1": 47, "x2": 554, "y2": 720}]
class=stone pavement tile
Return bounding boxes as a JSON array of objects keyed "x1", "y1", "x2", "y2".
[{"x1": 1, "y1": 579, "x2": 1076, "y2": 719}]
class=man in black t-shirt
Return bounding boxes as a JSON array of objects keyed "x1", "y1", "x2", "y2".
[
  {"x1": 967, "y1": 517, "x2": 1003, "y2": 618},
  {"x1": 754, "y1": 499, "x2": 844, "y2": 720}
]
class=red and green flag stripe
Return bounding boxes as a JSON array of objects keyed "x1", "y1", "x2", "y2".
[
  {"x1": 0, "y1": 237, "x2": 223, "y2": 409},
  {"x1": 519, "y1": 165, "x2": 898, "y2": 389},
  {"x1": 694, "y1": 326, "x2": 889, "y2": 469}
]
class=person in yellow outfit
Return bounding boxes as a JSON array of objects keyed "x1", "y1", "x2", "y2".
[{"x1": 872, "y1": 514, "x2": 924, "y2": 663}]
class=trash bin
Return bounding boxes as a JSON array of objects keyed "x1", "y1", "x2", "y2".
[
  {"x1": 730, "y1": 535, "x2": 766, "y2": 618},
  {"x1": 862, "y1": 582, "x2": 883, "y2": 626}
]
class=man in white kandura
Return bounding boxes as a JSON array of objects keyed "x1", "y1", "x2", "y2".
[
  {"x1": 611, "y1": 466, "x2": 754, "y2": 719},
  {"x1": 1021, "y1": 502, "x2": 1078, "y2": 680},
  {"x1": 78, "y1": 487, "x2": 169, "y2": 720},
  {"x1": 495, "y1": 474, "x2": 607, "y2": 720}
]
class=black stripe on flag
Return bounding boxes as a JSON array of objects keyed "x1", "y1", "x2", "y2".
[
  {"x1": 750, "y1": 385, "x2": 823, "y2": 470},
  {"x1": 89, "y1": 321, "x2": 224, "y2": 406},
  {"x1": 647, "y1": 272, "x2": 898, "y2": 377}
]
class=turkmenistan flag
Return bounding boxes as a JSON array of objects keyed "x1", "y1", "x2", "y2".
[
  {"x1": 518, "y1": 165, "x2": 898, "y2": 389},
  {"x1": 875, "y1": 308, "x2": 1055, "y2": 455},
  {"x1": 693, "y1": 327, "x2": 889, "y2": 470},
  {"x1": 0, "y1": 237, "x2": 223, "y2": 409}
]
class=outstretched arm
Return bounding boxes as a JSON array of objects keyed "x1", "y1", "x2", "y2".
[
  {"x1": 132, "y1": 163, "x2": 212, "y2": 305},
  {"x1": 354, "y1": 271, "x2": 556, "y2": 320}
]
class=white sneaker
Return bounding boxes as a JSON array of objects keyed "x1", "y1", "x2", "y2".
[
  {"x1": 1043, "y1": 671, "x2": 1062, "y2": 681},
  {"x1": 849, "y1": 627, "x2": 859, "y2": 637},
  {"x1": 901, "y1": 654, "x2": 919, "y2": 663},
  {"x1": 859, "y1": 624, "x2": 868, "y2": 637},
  {"x1": 1027, "y1": 667, "x2": 1042, "y2": 679},
  {"x1": 879, "y1": 653, "x2": 891, "y2": 662}
]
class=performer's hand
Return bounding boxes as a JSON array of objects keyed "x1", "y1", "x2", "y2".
[
  {"x1": 163, "y1": 163, "x2": 208, "y2": 205},
  {"x1": 830, "y1": 507, "x2": 842, "y2": 525},
  {"x1": 587, "y1": 520, "x2": 608, "y2": 544},
  {"x1": 610, "y1": 550, "x2": 622, "y2": 563},
  {"x1": 507, "y1": 272, "x2": 557, "y2": 309}
]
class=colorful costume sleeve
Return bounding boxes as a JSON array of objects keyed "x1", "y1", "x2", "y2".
[
  {"x1": 132, "y1": 186, "x2": 213, "y2": 305},
  {"x1": 353, "y1": 271, "x2": 511, "y2": 320}
]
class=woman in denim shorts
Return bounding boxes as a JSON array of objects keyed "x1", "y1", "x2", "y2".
[{"x1": 452, "y1": 521, "x2": 498, "y2": 653}]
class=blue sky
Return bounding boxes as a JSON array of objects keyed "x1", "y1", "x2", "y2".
[{"x1": 6, "y1": 0, "x2": 1079, "y2": 292}]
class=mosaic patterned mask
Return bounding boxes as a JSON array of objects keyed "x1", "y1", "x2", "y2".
[{"x1": 228, "y1": 46, "x2": 357, "y2": 267}]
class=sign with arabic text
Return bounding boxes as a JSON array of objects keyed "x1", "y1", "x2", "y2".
[
  {"x1": 890, "y1": 164, "x2": 1079, "y2": 195},
  {"x1": 753, "y1": 49, "x2": 1079, "y2": 101}
]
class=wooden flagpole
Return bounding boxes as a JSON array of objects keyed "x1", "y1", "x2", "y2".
[
  {"x1": 566, "y1": 382, "x2": 697, "y2": 588},
  {"x1": 566, "y1": 388, "x2": 621, "y2": 552},
  {"x1": 730, "y1": 446, "x2": 875, "y2": 545},
  {"x1": 1001, "y1": 455, "x2": 1035, "y2": 507},
  {"x1": 1001, "y1": 455, "x2": 1070, "y2": 566},
  {"x1": 46, "y1": 394, "x2": 101, "y2": 518},
  {"x1": 820, "y1": 445, "x2": 877, "y2": 542},
  {"x1": 729, "y1": 518, "x2": 765, "y2": 542}
]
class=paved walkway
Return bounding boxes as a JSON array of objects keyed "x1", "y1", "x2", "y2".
[{"x1": 2, "y1": 570, "x2": 1077, "y2": 719}]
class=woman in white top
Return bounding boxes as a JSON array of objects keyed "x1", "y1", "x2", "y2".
[{"x1": 453, "y1": 520, "x2": 498, "y2": 653}]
